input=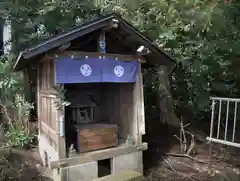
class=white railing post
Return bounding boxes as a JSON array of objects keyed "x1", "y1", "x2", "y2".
[
  {"x1": 232, "y1": 101, "x2": 238, "y2": 142},
  {"x1": 217, "y1": 100, "x2": 222, "y2": 139},
  {"x1": 210, "y1": 100, "x2": 215, "y2": 138},
  {"x1": 224, "y1": 101, "x2": 230, "y2": 141},
  {"x1": 208, "y1": 97, "x2": 240, "y2": 148}
]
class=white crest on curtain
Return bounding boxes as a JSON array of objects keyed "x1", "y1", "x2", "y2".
[
  {"x1": 114, "y1": 65, "x2": 124, "y2": 77},
  {"x1": 80, "y1": 64, "x2": 92, "y2": 76}
]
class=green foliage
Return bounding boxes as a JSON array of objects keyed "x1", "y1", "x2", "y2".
[
  {"x1": 0, "y1": 56, "x2": 34, "y2": 148},
  {"x1": 0, "y1": 56, "x2": 33, "y2": 117},
  {"x1": 5, "y1": 124, "x2": 33, "y2": 149},
  {"x1": 99, "y1": 0, "x2": 240, "y2": 119},
  {"x1": 3, "y1": 0, "x2": 101, "y2": 54},
  {"x1": 3, "y1": 0, "x2": 240, "y2": 119},
  {"x1": 0, "y1": 56, "x2": 24, "y2": 107}
]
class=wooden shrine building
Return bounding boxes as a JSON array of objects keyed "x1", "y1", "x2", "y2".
[{"x1": 13, "y1": 14, "x2": 175, "y2": 181}]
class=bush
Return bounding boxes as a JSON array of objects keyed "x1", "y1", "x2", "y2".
[
  {"x1": 0, "y1": 56, "x2": 35, "y2": 149},
  {"x1": 5, "y1": 124, "x2": 34, "y2": 149}
]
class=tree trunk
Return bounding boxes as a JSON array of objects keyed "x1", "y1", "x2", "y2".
[{"x1": 157, "y1": 66, "x2": 180, "y2": 127}]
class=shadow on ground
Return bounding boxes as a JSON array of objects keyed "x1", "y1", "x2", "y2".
[
  {"x1": 143, "y1": 122, "x2": 181, "y2": 171},
  {"x1": 142, "y1": 119, "x2": 240, "y2": 181},
  {"x1": 1, "y1": 148, "x2": 53, "y2": 181}
]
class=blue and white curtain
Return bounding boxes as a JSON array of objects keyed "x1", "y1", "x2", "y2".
[{"x1": 56, "y1": 57, "x2": 139, "y2": 84}]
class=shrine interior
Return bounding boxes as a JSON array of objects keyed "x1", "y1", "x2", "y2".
[{"x1": 64, "y1": 82, "x2": 136, "y2": 156}]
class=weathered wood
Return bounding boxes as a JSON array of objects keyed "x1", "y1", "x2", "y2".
[
  {"x1": 38, "y1": 57, "x2": 66, "y2": 159},
  {"x1": 132, "y1": 65, "x2": 145, "y2": 145},
  {"x1": 41, "y1": 122, "x2": 59, "y2": 141},
  {"x1": 137, "y1": 66, "x2": 145, "y2": 135},
  {"x1": 39, "y1": 59, "x2": 56, "y2": 129},
  {"x1": 37, "y1": 67, "x2": 41, "y2": 131},
  {"x1": 50, "y1": 142, "x2": 148, "y2": 169},
  {"x1": 76, "y1": 124, "x2": 118, "y2": 153},
  {"x1": 23, "y1": 69, "x2": 31, "y2": 101},
  {"x1": 49, "y1": 51, "x2": 146, "y2": 63},
  {"x1": 118, "y1": 84, "x2": 134, "y2": 142}
]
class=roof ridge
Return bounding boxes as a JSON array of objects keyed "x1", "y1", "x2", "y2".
[{"x1": 23, "y1": 13, "x2": 117, "y2": 53}]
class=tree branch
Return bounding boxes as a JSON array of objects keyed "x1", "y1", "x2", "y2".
[
  {"x1": 165, "y1": 153, "x2": 208, "y2": 164},
  {"x1": 161, "y1": 156, "x2": 196, "y2": 181}
]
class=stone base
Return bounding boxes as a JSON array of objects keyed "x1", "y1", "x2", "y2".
[
  {"x1": 62, "y1": 162, "x2": 98, "y2": 181},
  {"x1": 38, "y1": 133, "x2": 59, "y2": 167},
  {"x1": 92, "y1": 170, "x2": 147, "y2": 181},
  {"x1": 111, "y1": 152, "x2": 143, "y2": 174}
]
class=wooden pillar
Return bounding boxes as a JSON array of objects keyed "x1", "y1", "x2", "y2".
[
  {"x1": 37, "y1": 67, "x2": 41, "y2": 132},
  {"x1": 54, "y1": 58, "x2": 66, "y2": 159},
  {"x1": 98, "y1": 31, "x2": 106, "y2": 53}
]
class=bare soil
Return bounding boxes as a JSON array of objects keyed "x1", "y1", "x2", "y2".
[
  {"x1": 4, "y1": 123, "x2": 240, "y2": 181},
  {"x1": 5, "y1": 148, "x2": 52, "y2": 181},
  {"x1": 143, "y1": 124, "x2": 240, "y2": 181}
]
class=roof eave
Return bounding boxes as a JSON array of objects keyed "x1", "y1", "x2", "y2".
[
  {"x1": 13, "y1": 14, "x2": 176, "y2": 71},
  {"x1": 117, "y1": 18, "x2": 176, "y2": 65}
]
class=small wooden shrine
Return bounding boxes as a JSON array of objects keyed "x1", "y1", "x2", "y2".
[{"x1": 13, "y1": 14, "x2": 175, "y2": 181}]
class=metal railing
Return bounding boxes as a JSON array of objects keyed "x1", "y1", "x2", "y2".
[{"x1": 207, "y1": 97, "x2": 240, "y2": 148}]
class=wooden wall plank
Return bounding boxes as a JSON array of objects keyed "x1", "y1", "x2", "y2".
[
  {"x1": 41, "y1": 122, "x2": 58, "y2": 143},
  {"x1": 38, "y1": 57, "x2": 64, "y2": 157},
  {"x1": 37, "y1": 67, "x2": 41, "y2": 131},
  {"x1": 119, "y1": 84, "x2": 134, "y2": 142},
  {"x1": 138, "y1": 67, "x2": 145, "y2": 135}
]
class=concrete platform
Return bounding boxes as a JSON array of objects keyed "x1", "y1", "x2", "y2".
[{"x1": 92, "y1": 170, "x2": 147, "y2": 181}]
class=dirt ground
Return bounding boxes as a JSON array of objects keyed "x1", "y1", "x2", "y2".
[
  {"x1": 5, "y1": 123, "x2": 240, "y2": 181},
  {"x1": 143, "y1": 124, "x2": 240, "y2": 181},
  {"x1": 4, "y1": 148, "x2": 52, "y2": 181}
]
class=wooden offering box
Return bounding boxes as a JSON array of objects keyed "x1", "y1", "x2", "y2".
[{"x1": 75, "y1": 124, "x2": 118, "y2": 153}]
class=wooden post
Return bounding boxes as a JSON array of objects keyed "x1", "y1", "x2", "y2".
[
  {"x1": 208, "y1": 142, "x2": 213, "y2": 170},
  {"x1": 208, "y1": 99, "x2": 215, "y2": 171},
  {"x1": 54, "y1": 57, "x2": 66, "y2": 159},
  {"x1": 37, "y1": 67, "x2": 41, "y2": 132},
  {"x1": 98, "y1": 31, "x2": 106, "y2": 53}
]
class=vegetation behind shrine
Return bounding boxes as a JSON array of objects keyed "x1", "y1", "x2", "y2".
[
  {"x1": 1, "y1": 0, "x2": 240, "y2": 121},
  {"x1": 0, "y1": 0, "x2": 240, "y2": 180}
]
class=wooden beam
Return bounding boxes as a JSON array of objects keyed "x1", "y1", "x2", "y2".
[
  {"x1": 41, "y1": 122, "x2": 59, "y2": 143},
  {"x1": 40, "y1": 90, "x2": 58, "y2": 97},
  {"x1": 48, "y1": 51, "x2": 146, "y2": 63},
  {"x1": 70, "y1": 32, "x2": 99, "y2": 50},
  {"x1": 102, "y1": 19, "x2": 119, "y2": 31},
  {"x1": 58, "y1": 42, "x2": 71, "y2": 51},
  {"x1": 50, "y1": 142, "x2": 148, "y2": 169}
]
